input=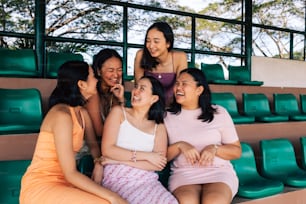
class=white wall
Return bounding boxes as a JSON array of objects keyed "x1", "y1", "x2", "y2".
[{"x1": 252, "y1": 56, "x2": 306, "y2": 88}]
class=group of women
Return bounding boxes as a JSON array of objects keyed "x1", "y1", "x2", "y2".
[{"x1": 20, "y1": 21, "x2": 242, "y2": 204}]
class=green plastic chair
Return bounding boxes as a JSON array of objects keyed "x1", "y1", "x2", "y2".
[
  {"x1": 0, "y1": 160, "x2": 31, "y2": 204},
  {"x1": 300, "y1": 94, "x2": 306, "y2": 114},
  {"x1": 77, "y1": 154, "x2": 94, "y2": 178},
  {"x1": 228, "y1": 65, "x2": 263, "y2": 86},
  {"x1": 300, "y1": 136, "x2": 306, "y2": 170},
  {"x1": 260, "y1": 138, "x2": 306, "y2": 187},
  {"x1": 46, "y1": 52, "x2": 84, "y2": 78},
  {"x1": 0, "y1": 48, "x2": 38, "y2": 77},
  {"x1": 231, "y1": 143, "x2": 284, "y2": 198},
  {"x1": 0, "y1": 88, "x2": 43, "y2": 135},
  {"x1": 211, "y1": 92, "x2": 255, "y2": 124},
  {"x1": 273, "y1": 93, "x2": 306, "y2": 121},
  {"x1": 201, "y1": 63, "x2": 238, "y2": 85},
  {"x1": 242, "y1": 93, "x2": 288, "y2": 122}
]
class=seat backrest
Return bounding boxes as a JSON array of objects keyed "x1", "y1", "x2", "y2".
[
  {"x1": 0, "y1": 48, "x2": 38, "y2": 77},
  {"x1": 231, "y1": 142, "x2": 259, "y2": 182},
  {"x1": 46, "y1": 52, "x2": 84, "y2": 78},
  {"x1": 211, "y1": 92, "x2": 239, "y2": 116},
  {"x1": 243, "y1": 93, "x2": 271, "y2": 116},
  {"x1": 260, "y1": 138, "x2": 299, "y2": 175},
  {"x1": 0, "y1": 88, "x2": 43, "y2": 134},
  {"x1": 300, "y1": 94, "x2": 306, "y2": 114},
  {"x1": 273, "y1": 93, "x2": 300, "y2": 115},
  {"x1": 300, "y1": 136, "x2": 306, "y2": 169},
  {"x1": 228, "y1": 65, "x2": 250, "y2": 81},
  {"x1": 201, "y1": 63, "x2": 225, "y2": 81}
]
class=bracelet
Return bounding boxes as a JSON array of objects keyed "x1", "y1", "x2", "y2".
[
  {"x1": 93, "y1": 156, "x2": 104, "y2": 165},
  {"x1": 131, "y1": 149, "x2": 137, "y2": 162}
]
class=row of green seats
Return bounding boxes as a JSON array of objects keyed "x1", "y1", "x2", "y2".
[
  {"x1": 200, "y1": 62, "x2": 263, "y2": 86},
  {"x1": 232, "y1": 137, "x2": 306, "y2": 199},
  {"x1": 211, "y1": 92, "x2": 306, "y2": 124},
  {"x1": 0, "y1": 48, "x2": 83, "y2": 78}
]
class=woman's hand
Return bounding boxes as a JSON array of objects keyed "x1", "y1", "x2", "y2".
[
  {"x1": 199, "y1": 144, "x2": 217, "y2": 166},
  {"x1": 101, "y1": 156, "x2": 120, "y2": 166},
  {"x1": 91, "y1": 163, "x2": 104, "y2": 184},
  {"x1": 108, "y1": 194, "x2": 129, "y2": 204},
  {"x1": 178, "y1": 141, "x2": 200, "y2": 165},
  {"x1": 146, "y1": 152, "x2": 167, "y2": 170},
  {"x1": 110, "y1": 83, "x2": 124, "y2": 103}
]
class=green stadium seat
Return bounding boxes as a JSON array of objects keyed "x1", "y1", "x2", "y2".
[
  {"x1": 300, "y1": 94, "x2": 306, "y2": 114},
  {"x1": 228, "y1": 65, "x2": 263, "y2": 86},
  {"x1": 0, "y1": 88, "x2": 43, "y2": 135},
  {"x1": 0, "y1": 48, "x2": 38, "y2": 77},
  {"x1": 260, "y1": 138, "x2": 306, "y2": 187},
  {"x1": 46, "y1": 52, "x2": 84, "y2": 78},
  {"x1": 242, "y1": 93, "x2": 288, "y2": 122},
  {"x1": 0, "y1": 160, "x2": 31, "y2": 204},
  {"x1": 300, "y1": 136, "x2": 306, "y2": 170},
  {"x1": 124, "y1": 91, "x2": 132, "y2": 107},
  {"x1": 77, "y1": 154, "x2": 94, "y2": 178},
  {"x1": 201, "y1": 63, "x2": 238, "y2": 85},
  {"x1": 273, "y1": 93, "x2": 306, "y2": 121},
  {"x1": 231, "y1": 142, "x2": 284, "y2": 199},
  {"x1": 211, "y1": 92, "x2": 255, "y2": 124}
]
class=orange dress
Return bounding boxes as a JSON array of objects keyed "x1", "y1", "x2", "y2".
[{"x1": 20, "y1": 107, "x2": 109, "y2": 204}]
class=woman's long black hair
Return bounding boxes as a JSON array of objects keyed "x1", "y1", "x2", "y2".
[
  {"x1": 49, "y1": 60, "x2": 90, "y2": 108},
  {"x1": 168, "y1": 68, "x2": 217, "y2": 122},
  {"x1": 140, "y1": 22, "x2": 174, "y2": 71},
  {"x1": 139, "y1": 75, "x2": 166, "y2": 124}
]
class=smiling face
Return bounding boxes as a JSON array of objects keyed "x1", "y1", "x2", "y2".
[
  {"x1": 145, "y1": 28, "x2": 170, "y2": 58},
  {"x1": 173, "y1": 72, "x2": 204, "y2": 109},
  {"x1": 131, "y1": 78, "x2": 158, "y2": 107},
  {"x1": 98, "y1": 56, "x2": 123, "y2": 89}
]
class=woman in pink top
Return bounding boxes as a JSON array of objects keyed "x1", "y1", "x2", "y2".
[
  {"x1": 134, "y1": 22, "x2": 188, "y2": 106},
  {"x1": 164, "y1": 68, "x2": 241, "y2": 204}
]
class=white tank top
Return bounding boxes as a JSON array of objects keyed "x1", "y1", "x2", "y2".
[{"x1": 116, "y1": 107, "x2": 157, "y2": 152}]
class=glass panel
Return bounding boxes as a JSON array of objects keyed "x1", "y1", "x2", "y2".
[
  {"x1": 293, "y1": 33, "x2": 305, "y2": 61},
  {"x1": 46, "y1": 0, "x2": 123, "y2": 42},
  {"x1": 253, "y1": 28, "x2": 290, "y2": 59},
  {"x1": 127, "y1": 8, "x2": 191, "y2": 49},
  {"x1": 0, "y1": 0, "x2": 35, "y2": 33},
  {"x1": 252, "y1": 0, "x2": 305, "y2": 32},
  {"x1": 196, "y1": 19, "x2": 242, "y2": 54},
  {"x1": 46, "y1": 43, "x2": 123, "y2": 65},
  {"x1": 0, "y1": 37, "x2": 35, "y2": 49}
]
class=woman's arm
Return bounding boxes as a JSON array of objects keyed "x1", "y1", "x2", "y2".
[
  {"x1": 85, "y1": 93, "x2": 103, "y2": 137},
  {"x1": 53, "y1": 107, "x2": 126, "y2": 203},
  {"x1": 134, "y1": 49, "x2": 145, "y2": 83},
  {"x1": 199, "y1": 141, "x2": 241, "y2": 166}
]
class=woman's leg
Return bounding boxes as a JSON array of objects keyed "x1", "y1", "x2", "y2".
[
  {"x1": 173, "y1": 184, "x2": 201, "y2": 204},
  {"x1": 201, "y1": 182, "x2": 232, "y2": 204}
]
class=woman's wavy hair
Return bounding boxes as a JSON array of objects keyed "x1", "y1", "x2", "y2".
[
  {"x1": 92, "y1": 48, "x2": 123, "y2": 93},
  {"x1": 141, "y1": 22, "x2": 174, "y2": 71},
  {"x1": 49, "y1": 60, "x2": 89, "y2": 108},
  {"x1": 138, "y1": 75, "x2": 166, "y2": 124},
  {"x1": 168, "y1": 68, "x2": 217, "y2": 122}
]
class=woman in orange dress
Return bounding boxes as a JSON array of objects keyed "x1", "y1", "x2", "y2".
[{"x1": 19, "y1": 61, "x2": 127, "y2": 204}]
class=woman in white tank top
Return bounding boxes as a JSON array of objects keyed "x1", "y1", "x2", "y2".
[{"x1": 94, "y1": 75, "x2": 178, "y2": 204}]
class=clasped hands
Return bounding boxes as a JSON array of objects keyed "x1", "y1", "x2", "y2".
[{"x1": 177, "y1": 142, "x2": 217, "y2": 166}]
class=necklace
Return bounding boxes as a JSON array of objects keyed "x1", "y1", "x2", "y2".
[{"x1": 158, "y1": 73, "x2": 162, "y2": 79}]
